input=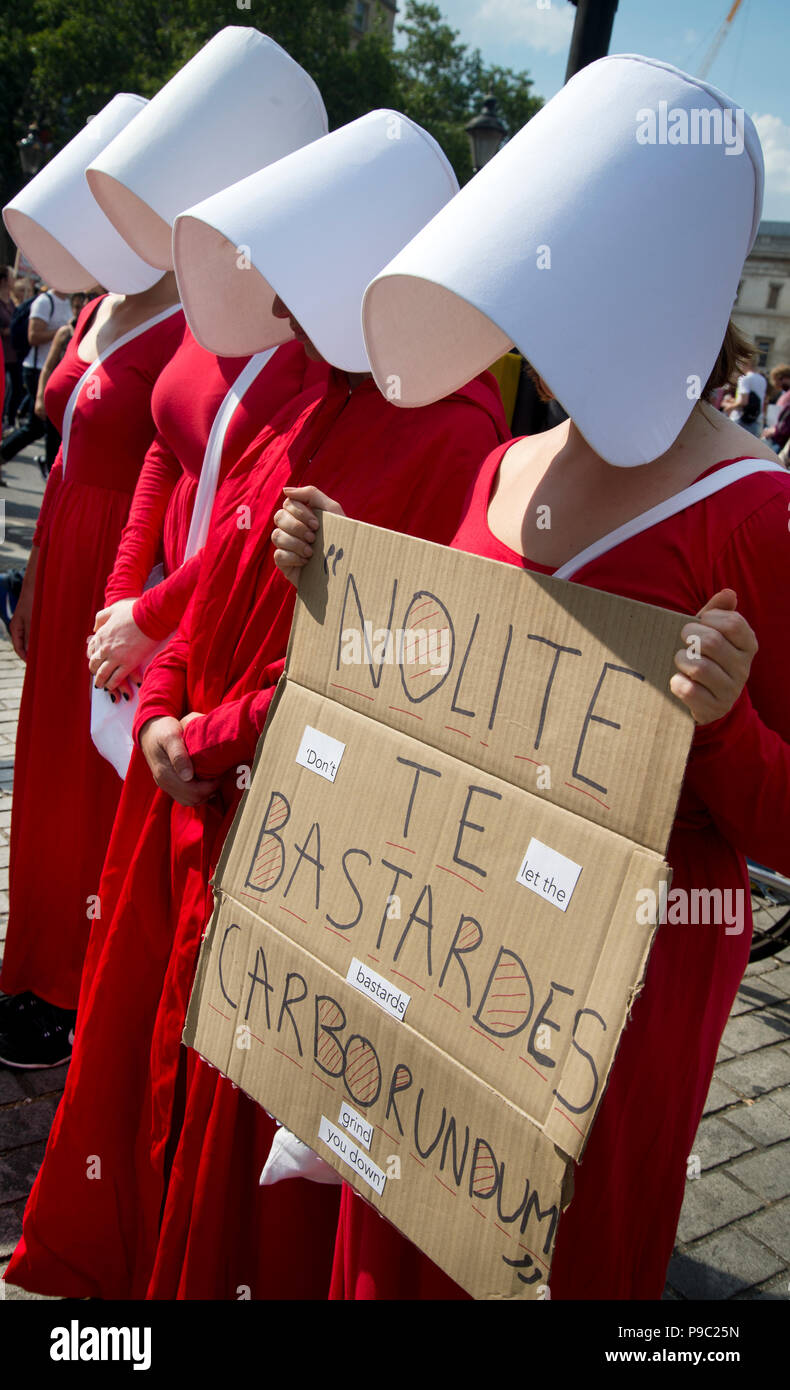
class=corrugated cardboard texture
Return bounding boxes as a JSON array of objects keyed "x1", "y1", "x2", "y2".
[
  {"x1": 186, "y1": 515, "x2": 695, "y2": 1298},
  {"x1": 186, "y1": 896, "x2": 569, "y2": 1300}
]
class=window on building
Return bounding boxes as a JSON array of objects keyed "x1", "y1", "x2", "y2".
[
  {"x1": 767, "y1": 281, "x2": 783, "y2": 310},
  {"x1": 755, "y1": 337, "x2": 774, "y2": 369},
  {"x1": 353, "y1": 0, "x2": 370, "y2": 31}
]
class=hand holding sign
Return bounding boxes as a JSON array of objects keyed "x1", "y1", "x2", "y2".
[
  {"x1": 272, "y1": 486, "x2": 344, "y2": 587},
  {"x1": 670, "y1": 589, "x2": 758, "y2": 725}
]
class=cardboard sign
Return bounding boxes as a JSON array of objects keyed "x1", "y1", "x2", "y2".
[{"x1": 185, "y1": 514, "x2": 695, "y2": 1299}]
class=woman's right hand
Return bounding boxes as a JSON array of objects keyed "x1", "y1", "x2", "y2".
[
  {"x1": 9, "y1": 585, "x2": 34, "y2": 662},
  {"x1": 271, "y1": 486, "x2": 345, "y2": 588}
]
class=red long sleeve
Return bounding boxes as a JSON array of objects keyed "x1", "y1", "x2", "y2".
[
  {"x1": 181, "y1": 659, "x2": 286, "y2": 780},
  {"x1": 132, "y1": 553, "x2": 203, "y2": 641},
  {"x1": 33, "y1": 457, "x2": 64, "y2": 546},
  {"x1": 103, "y1": 432, "x2": 182, "y2": 605},
  {"x1": 682, "y1": 485, "x2": 790, "y2": 874},
  {"x1": 686, "y1": 690, "x2": 790, "y2": 874},
  {"x1": 133, "y1": 626, "x2": 190, "y2": 737}
]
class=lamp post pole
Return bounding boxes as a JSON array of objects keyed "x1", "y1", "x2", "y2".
[{"x1": 565, "y1": 0, "x2": 619, "y2": 82}]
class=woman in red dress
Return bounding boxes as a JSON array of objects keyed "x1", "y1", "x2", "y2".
[
  {"x1": 276, "y1": 58, "x2": 790, "y2": 1300},
  {"x1": 80, "y1": 27, "x2": 328, "y2": 703},
  {"x1": 87, "y1": 330, "x2": 326, "y2": 686},
  {"x1": 3, "y1": 110, "x2": 508, "y2": 1301},
  {"x1": 0, "y1": 93, "x2": 185, "y2": 1064}
]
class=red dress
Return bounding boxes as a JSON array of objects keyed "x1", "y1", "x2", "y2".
[
  {"x1": 102, "y1": 326, "x2": 325, "y2": 640},
  {"x1": 0, "y1": 297, "x2": 184, "y2": 1009},
  {"x1": 329, "y1": 441, "x2": 790, "y2": 1300},
  {"x1": 4, "y1": 368, "x2": 508, "y2": 1300}
]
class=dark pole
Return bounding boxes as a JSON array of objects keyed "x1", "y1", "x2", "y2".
[{"x1": 564, "y1": 0, "x2": 619, "y2": 82}]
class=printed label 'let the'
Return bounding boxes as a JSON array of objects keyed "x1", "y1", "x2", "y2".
[{"x1": 516, "y1": 837, "x2": 582, "y2": 913}]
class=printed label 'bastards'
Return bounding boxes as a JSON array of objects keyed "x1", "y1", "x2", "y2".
[{"x1": 346, "y1": 957, "x2": 411, "y2": 1020}]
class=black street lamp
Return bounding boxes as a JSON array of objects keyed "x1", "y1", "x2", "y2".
[
  {"x1": 17, "y1": 124, "x2": 53, "y2": 177},
  {"x1": 465, "y1": 94, "x2": 506, "y2": 175}
]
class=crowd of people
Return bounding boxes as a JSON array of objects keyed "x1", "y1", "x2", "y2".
[
  {"x1": 1, "y1": 267, "x2": 91, "y2": 482},
  {"x1": 0, "y1": 28, "x2": 788, "y2": 1303},
  {"x1": 715, "y1": 353, "x2": 790, "y2": 456}
]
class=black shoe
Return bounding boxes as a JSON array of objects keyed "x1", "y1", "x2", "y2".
[
  {"x1": 0, "y1": 992, "x2": 76, "y2": 1068},
  {"x1": 0, "y1": 990, "x2": 36, "y2": 1014}
]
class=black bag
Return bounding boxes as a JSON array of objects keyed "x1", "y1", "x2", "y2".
[
  {"x1": 741, "y1": 389, "x2": 762, "y2": 426},
  {"x1": 0, "y1": 569, "x2": 24, "y2": 633},
  {"x1": 9, "y1": 291, "x2": 53, "y2": 357}
]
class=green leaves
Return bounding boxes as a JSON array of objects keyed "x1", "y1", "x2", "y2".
[{"x1": 0, "y1": 0, "x2": 542, "y2": 254}]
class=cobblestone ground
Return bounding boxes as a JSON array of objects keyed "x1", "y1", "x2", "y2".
[{"x1": 0, "y1": 446, "x2": 788, "y2": 1301}]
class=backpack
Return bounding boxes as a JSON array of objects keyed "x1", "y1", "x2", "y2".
[
  {"x1": 10, "y1": 291, "x2": 53, "y2": 358},
  {"x1": 741, "y1": 389, "x2": 762, "y2": 426}
]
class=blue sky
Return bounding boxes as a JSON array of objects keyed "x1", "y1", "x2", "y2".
[{"x1": 408, "y1": 0, "x2": 790, "y2": 220}]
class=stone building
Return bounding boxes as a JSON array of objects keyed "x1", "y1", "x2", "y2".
[
  {"x1": 732, "y1": 220, "x2": 790, "y2": 372},
  {"x1": 349, "y1": 0, "x2": 397, "y2": 44}
]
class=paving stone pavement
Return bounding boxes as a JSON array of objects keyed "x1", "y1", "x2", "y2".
[{"x1": 0, "y1": 447, "x2": 788, "y2": 1302}]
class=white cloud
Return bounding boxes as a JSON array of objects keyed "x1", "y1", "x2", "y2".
[
  {"x1": 752, "y1": 113, "x2": 790, "y2": 220},
  {"x1": 476, "y1": 0, "x2": 574, "y2": 56},
  {"x1": 753, "y1": 113, "x2": 790, "y2": 197}
]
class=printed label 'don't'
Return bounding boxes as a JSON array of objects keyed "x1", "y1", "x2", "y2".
[{"x1": 295, "y1": 725, "x2": 346, "y2": 782}]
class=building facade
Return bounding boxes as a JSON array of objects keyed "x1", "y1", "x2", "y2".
[
  {"x1": 349, "y1": 0, "x2": 397, "y2": 44},
  {"x1": 732, "y1": 220, "x2": 790, "y2": 372}
]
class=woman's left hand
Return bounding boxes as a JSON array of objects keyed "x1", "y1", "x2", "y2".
[{"x1": 670, "y1": 589, "x2": 757, "y2": 725}]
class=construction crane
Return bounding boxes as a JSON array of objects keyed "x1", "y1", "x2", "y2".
[{"x1": 697, "y1": 0, "x2": 746, "y2": 80}]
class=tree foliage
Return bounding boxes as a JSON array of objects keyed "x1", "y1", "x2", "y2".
[{"x1": 0, "y1": 0, "x2": 542, "y2": 239}]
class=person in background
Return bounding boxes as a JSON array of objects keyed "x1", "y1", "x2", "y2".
[
  {"x1": 762, "y1": 362, "x2": 790, "y2": 455},
  {"x1": 10, "y1": 275, "x2": 33, "y2": 306},
  {"x1": 32, "y1": 290, "x2": 92, "y2": 477},
  {"x1": 722, "y1": 347, "x2": 767, "y2": 436},
  {"x1": 1, "y1": 266, "x2": 22, "y2": 434},
  {"x1": 0, "y1": 281, "x2": 72, "y2": 465}
]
